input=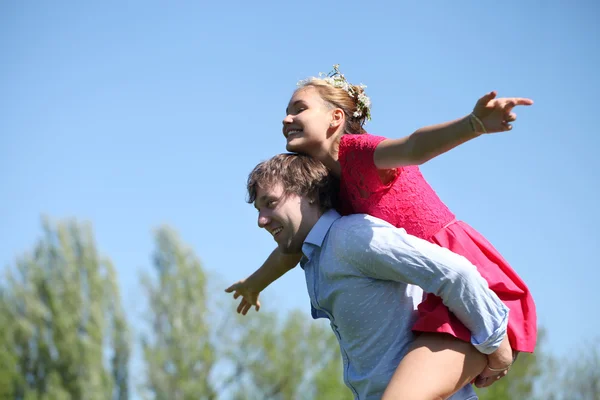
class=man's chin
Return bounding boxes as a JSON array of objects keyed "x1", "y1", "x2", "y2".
[
  {"x1": 278, "y1": 243, "x2": 302, "y2": 255},
  {"x1": 278, "y1": 246, "x2": 293, "y2": 255}
]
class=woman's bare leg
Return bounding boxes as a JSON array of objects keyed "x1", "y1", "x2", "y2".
[{"x1": 382, "y1": 333, "x2": 486, "y2": 400}]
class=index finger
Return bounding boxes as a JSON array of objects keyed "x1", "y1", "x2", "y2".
[
  {"x1": 505, "y1": 97, "x2": 534, "y2": 106},
  {"x1": 224, "y1": 284, "x2": 238, "y2": 293}
]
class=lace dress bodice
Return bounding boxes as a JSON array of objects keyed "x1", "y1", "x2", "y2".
[{"x1": 338, "y1": 134, "x2": 455, "y2": 240}]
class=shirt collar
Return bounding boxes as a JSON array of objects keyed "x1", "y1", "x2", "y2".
[{"x1": 302, "y1": 209, "x2": 341, "y2": 262}]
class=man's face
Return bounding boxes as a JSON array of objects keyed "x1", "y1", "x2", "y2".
[{"x1": 254, "y1": 182, "x2": 321, "y2": 254}]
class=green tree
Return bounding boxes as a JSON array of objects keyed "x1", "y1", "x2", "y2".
[
  {"x1": 538, "y1": 337, "x2": 600, "y2": 400},
  {"x1": 224, "y1": 309, "x2": 350, "y2": 400},
  {"x1": 140, "y1": 226, "x2": 350, "y2": 400},
  {"x1": 140, "y1": 226, "x2": 217, "y2": 400},
  {"x1": 0, "y1": 217, "x2": 130, "y2": 400},
  {"x1": 561, "y1": 339, "x2": 600, "y2": 400},
  {"x1": 303, "y1": 320, "x2": 349, "y2": 400}
]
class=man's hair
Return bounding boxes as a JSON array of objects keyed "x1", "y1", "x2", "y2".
[{"x1": 247, "y1": 153, "x2": 338, "y2": 212}]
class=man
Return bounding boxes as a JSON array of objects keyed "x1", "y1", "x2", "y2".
[{"x1": 243, "y1": 153, "x2": 512, "y2": 400}]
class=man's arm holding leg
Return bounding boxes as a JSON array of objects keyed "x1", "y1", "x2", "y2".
[{"x1": 336, "y1": 219, "x2": 513, "y2": 398}]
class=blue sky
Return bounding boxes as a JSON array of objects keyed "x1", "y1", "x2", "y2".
[{"x1": 1, "y1": 0, "x2": 599, "y2": 391}]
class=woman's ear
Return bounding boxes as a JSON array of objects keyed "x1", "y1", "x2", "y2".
[{"x1": 330, "y1": 108, "x2": 345, "y2": 129}]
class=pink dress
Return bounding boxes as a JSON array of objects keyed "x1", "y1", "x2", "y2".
[{"x1": 338, "y1": 133, "x2": 537, "y2": 353}]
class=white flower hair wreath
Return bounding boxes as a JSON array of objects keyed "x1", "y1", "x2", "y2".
[{"x1": 297, "y1": 64, "x2": 372, "y2": 121}]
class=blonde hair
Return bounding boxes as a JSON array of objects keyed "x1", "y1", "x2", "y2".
[{"x1": 297, "y1": 79, "x2": 368, "y2": 135}]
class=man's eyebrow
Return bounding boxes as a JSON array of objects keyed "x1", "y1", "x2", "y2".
[
  {"x1": 255, "y1": 193, "x2": 282, "y2": 209},
  {"x1": 254, "y1": 194, "x2": 268, "y2": 210}
]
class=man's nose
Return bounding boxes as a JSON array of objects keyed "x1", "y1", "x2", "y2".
[{"x1": 258, "y1": 212, "x2": 270, "y2": 228}]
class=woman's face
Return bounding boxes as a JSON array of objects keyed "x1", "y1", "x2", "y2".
[{"x1": 282, "y1": 86, "x2": 334, "y2": 155}]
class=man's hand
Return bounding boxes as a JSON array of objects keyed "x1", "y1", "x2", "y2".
[
  {"x1": 472, "y1": 91, "x2": 534, "y2": 134},
  {"x1": 475, "y1": 334, "x2": 514, "y2": 388},
  {"x1": 225, "y1": 279, "x2": 261, "y2": 315}
]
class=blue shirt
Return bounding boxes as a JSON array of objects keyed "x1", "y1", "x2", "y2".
[{"x1": 301, "y1": 210, "x2": 509, "y2": 400}]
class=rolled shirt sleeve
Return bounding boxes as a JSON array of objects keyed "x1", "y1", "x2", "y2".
[{"x1": 335, "y1": 216, "x2": 509, "y2": 354}]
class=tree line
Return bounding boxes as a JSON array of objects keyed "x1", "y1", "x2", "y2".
[{"x1": 0, "y1": 218, "x2": 597, "y2": 400}]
